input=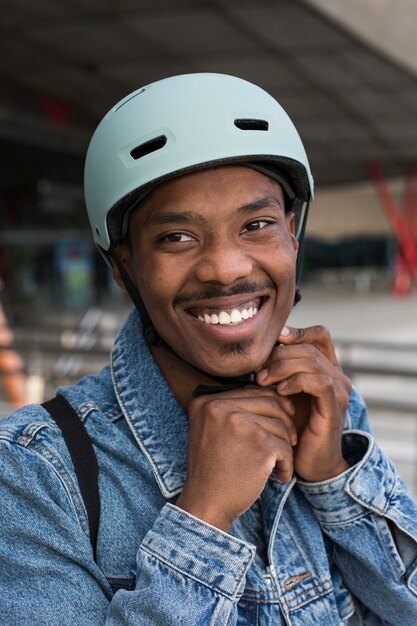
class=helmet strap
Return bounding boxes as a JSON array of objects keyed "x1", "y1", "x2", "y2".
[
  {"x1": 106, "y1": 245, "x2": 161, "y2": 347},
  {"x1": 292, "y1": 199, "x2": 311, "y2": 307}
]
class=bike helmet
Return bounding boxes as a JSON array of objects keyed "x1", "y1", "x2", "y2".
[{"x1": 85, "y1": 72, "x2": 313, "y2": 253}]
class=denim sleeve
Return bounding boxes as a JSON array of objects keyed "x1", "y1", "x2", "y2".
[
  {"x1": 0, "y1": 439, "x2": 255, "y2": 626},
  {"x1": 297, "y1": 390, "x2": 417, "y2": 625},
  {"x1": 108, "y1": 504, "x2": 256, "y2": 625}
]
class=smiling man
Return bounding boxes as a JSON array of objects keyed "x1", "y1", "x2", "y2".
[{"x1": 1, "y1": 74, "x2": 417, "y2": 626}]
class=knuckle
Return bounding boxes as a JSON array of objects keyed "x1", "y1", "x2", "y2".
[
  {"x1": 273, "y1": 344, "x2": 285, "y2": 357},
  {"x1": 228, "y1": 410, "x2": 246, "y2": 431},
  {"x1": 315, "y1": 324, "x2": 330, "y2": 339},
  {"x1": 343, "y1": 375, "x2": 353, "y2": 394},
  {"x1": 263, "y1": 394, "x2": 280, "y2": 412},
  {"x1": 311, "y1": 354, "x2": 323, "y2": 371},
  {"x1": 304, "y1": 343, "x2": 318, "y2": 357},
  {"x1": 322, "y1": 375, "x2": 334, "y2": 392},
  {"x1": 340, "y1": 390, "x2": 351, "y2": 411},
  {"x1": 277, "y1": 438, "x2": 292, "y2": 460},
  {"x1": 207, "y1": 398, "x2": 229, "y2": 415},
  {"x1": 296, "y1": 327, "x2": 305, "y2": 341},
  {"x1": 274, "y1": 418, "x2": 287, "y2": 434},
  {"x1": 254, "y1": 427, "x2": 270, "y2": 447}
]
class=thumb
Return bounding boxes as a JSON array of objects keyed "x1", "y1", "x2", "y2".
[{"x1": 279, "y1": 324, "x2": 339, "y2": 367}]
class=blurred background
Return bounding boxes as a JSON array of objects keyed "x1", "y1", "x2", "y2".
[{"x1": 0, "y1": 0, "x2": 416, "y2": 493}]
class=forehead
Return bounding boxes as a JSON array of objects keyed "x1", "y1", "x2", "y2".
[{"x1": 130, "y1": 165, "x2": 285, "y2": 229}]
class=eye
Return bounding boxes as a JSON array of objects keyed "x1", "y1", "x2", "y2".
[
  {"x1": 158, "y1": 231, "x2": 195, "y2": 243},
  {"x1": 242, "y1": 219, "x2": 274, "y2": 233}
]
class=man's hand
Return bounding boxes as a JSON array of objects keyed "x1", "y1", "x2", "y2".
[
  {"x1": 256, "y1": 324, "x2": 352, "y2": 483},
  {"x1": 176, "y1": 387, "x2": 297, "y2": 532}
]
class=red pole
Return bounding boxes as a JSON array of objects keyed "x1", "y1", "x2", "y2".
[{"x1": 367, "y1": 161, "x2": 417, "y2": 291}]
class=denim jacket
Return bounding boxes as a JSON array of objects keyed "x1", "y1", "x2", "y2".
[{"x1": 1, "y1": 309, "x2": 417, "y2": 626}]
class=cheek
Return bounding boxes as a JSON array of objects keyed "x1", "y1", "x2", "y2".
[
  {"x1": 134, "y1": 253, "x2": 180, "y2": 313},
  {"x1": 268, "y1": 242, "x2": 297, "y2": 280},
  {"x1": 137, "y1": 272, "x2": 166, "y2": 307}
]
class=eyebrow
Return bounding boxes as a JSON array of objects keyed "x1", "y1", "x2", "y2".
[
  {"x1": 236, "y1": 196, "x2": 283, "y2": 215},
  {"x1": 143, "y1": 195, "x2": 283, "y2": 228},
  {"x1": 143, "y1": 210, "x2": 205, "y2": 228}
]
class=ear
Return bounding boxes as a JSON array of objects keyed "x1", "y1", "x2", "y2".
[
  {"x1": 110, "y1": 243, "x2": 133, "y2": 291},
  {"x1": 285, "y1": 212, "x2": 299, "y2": 253}
]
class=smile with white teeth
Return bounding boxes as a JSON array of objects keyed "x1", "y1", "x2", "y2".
[{"x1": 189, "y1": 298, "x2": 262, "y2": 326}]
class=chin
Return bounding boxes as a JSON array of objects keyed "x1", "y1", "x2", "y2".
[{"x1": 193, "y1": 339, "x2": 269, "y2": 378}]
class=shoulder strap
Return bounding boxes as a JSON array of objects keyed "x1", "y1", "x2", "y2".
[{"x1": 42, "y1": 394, "x2": 100, "y2": 562}]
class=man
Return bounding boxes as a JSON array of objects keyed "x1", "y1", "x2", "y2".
[{"x1": 1, "y1": 74, "x2": 417, "y2": 625}]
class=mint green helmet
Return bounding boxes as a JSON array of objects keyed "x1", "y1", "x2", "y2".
[{"x1": 84, "y1": 73, "x2": 314, "y2": 253}]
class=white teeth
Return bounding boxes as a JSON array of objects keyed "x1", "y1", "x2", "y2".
[
  {"x1": 219, "y1": 311, "x2": 231, "y2": 325},
  {"x1": 196, "y1": 302, "x2": 261, "y2": 325},
  {"x1": 230, "y1": 309, "x2": 242, "y2": 323}
]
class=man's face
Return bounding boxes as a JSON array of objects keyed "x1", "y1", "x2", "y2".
[{"x1": 118, "y1": 165, "x2": 299, "y2": 377}]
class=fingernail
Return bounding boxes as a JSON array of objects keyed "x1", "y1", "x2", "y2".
[
  {"x1": 257, "y1": 368, "x2": 268, "y2": 382},
  {"x1": 280, "y1": 326, "x2": 290, "y2": 337},
  {"x1": 278, "y1": 379, "x2": 288, "y2": 391}
]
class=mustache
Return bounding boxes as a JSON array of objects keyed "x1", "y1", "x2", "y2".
[{"x1": 173, "y1": 280, "x2": 274, "y2": 307}]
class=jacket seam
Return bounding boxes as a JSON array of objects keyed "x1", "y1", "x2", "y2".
[
  {"x1": 0, "y1": 421, "x2": 55, "y2": 447},
  {"x1": 281, "y1": 578, "x2": 333, "y2": 611},
  {"x1": 318, "y1": 510, "x2": 371, "y2": 528},
  {"x1": 211, "y1": 595, "x2": 231, "y2": 626},
  {"x1": 139, "y1": 543, "x2": 247, "y2": 601}
]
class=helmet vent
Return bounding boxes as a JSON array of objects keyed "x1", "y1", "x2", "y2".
[
  {"x1": 130, "y1": 135, "x2": 167, "y2": 160},
  {"x1": 234, "y1": 119, "x2": 269, "y2": 131}
]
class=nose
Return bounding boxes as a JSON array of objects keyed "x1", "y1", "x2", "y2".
[{"x1": 193, "y1": 240, "x2": 253, "y2": 285}]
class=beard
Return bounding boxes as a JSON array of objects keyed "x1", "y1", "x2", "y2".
[{"x1": 219, "y1": 338, "x2": 253, "y2": 361}]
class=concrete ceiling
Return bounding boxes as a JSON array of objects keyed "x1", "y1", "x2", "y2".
[
  {"x1": 306, "y1": 0, "x2": 417, "y2": 75},
  {"x1": 1, "y1": 0, "x2": 417, "y2": 190}
]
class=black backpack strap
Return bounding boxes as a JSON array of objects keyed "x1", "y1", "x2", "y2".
[{"x1": 42, "y1": 394, "x2": 100, "y2": 562}]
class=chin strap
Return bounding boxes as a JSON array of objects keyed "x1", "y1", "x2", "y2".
[
  {"x1": 191, "y1": 374, "x2": 257, "y2": 398},
  {"x1": 106, "y1": 244, "x2": 302, "y2": 397},
  {"x1": 107, "y1": 245, "x2": 162, "y2": 347}
]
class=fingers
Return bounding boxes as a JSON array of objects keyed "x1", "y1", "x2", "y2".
[
  {"x1": 277, "y1": 372, "x2": 338, "y2": 418},
  {"x1": 256, "y1": 350, "x2": 352, "y2": 436},
  {"x1": 257, "y1": 347, "x2": 345, "y2": 388},
  {"x1": 194, "y1": 385, "x2": 296, "y2": 420},
  {"x1": 248, "y1": 410, "x2": 298, "y2": 447},
  {"x1": 195, "y1": 390, "x2": 298, "y2": 445},
  {"x1": 278, "y1": 324, "x2": 339, "y2": 367},
  {"x1": 243, "y1": 413, "x2": 294, "y2": 483},
  {"x1": 259, "y1": 349, "x2": 335, "y2": 379},
  {"x1": 274, "y1": 446, "x2": 294, "y2": 483},
  {"x1": 190, "y1": 389, "x2": 297, "y2": 483},
  {"x1": 256, "y1": 336, "x2": 352, "y2": 409}
]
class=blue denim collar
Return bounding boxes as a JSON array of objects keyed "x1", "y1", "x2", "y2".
[{"x1": 111, "y1": 309, "x2": 188, "y2": 498}]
